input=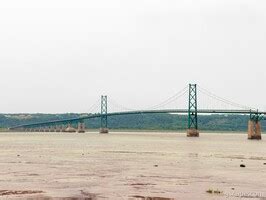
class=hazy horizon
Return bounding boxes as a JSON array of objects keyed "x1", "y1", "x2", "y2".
[{"x1": 0, "y1": 0, "x2": 265, "y2": 113}]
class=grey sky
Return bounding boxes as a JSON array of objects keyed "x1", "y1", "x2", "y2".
[{"x1": 0, "y1": 0, "x2": 265, "y2": 113}]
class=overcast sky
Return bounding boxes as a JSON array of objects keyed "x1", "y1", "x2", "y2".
[{"x1": 0, "y1": 0, "x2": 265, "y2": 113}]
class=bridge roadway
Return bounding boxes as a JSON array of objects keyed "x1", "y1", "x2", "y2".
[{"x1": 9, "y1": 109, "x2": 266, "y2": 130}]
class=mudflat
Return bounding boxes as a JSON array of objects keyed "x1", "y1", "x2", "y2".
[{"x1": 0, "y1": 132, "x2": 265, "y2": 200}]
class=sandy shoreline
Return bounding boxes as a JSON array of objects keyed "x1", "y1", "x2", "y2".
[{"x1": 0, "y1": 132, "x2": 265, "y2": 199}]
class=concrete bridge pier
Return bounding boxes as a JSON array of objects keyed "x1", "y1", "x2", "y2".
[
  {"x1": 77, "y1": 122, "x2": 85, "y2": 133},
  {"x1": 55, "y1": 125, "x2": 61, "y2": 132},
  {"x1": 100, "y1": 128, "x2": 109, "y2": 134},
  {"x1": 61, "y1": 126, "x2": 64, "y2": 132},
  {"x1": 187, "y1": 129, "x2": 199, "y2": 137},
  {"x1": 248, "y1": 120, "x2": 262, "y2": 140},
  {"x1": 64, "y1": 124, "x2": 76, "y2": 133},
  {"x1": 61, "y1": 125, "x2": 66, "y2": 132}
]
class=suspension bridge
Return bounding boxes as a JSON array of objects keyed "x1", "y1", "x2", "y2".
[{"x1": 9, "y1": 84, "x2": 266, "y2": 140}]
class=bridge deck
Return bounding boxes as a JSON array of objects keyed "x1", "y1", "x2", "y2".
[{"x1": 9, "y1": 109, "x2": 265, "y2": 129}]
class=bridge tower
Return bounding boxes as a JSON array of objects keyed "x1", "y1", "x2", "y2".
[
  {"x1": 248, "y1": 111, "x2": 262, "y2": 140},
  {"x1": 187, "y1": 84, "x2": 199, "y2": 137},
  {"x1": 78, "y1": 119, "x2": 86, "y2": 133},
  {"x1": 100, "y1": 95, "x2": 109, "y2": 134}
]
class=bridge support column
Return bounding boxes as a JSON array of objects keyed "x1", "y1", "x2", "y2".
[
  {"x1": 64, "y1": 124, "x2": 76, "y2": 133},
  {"x1": 100, "y1": 128, "x2": 109, "y2": 134},
  {"x1": 187, "y1": 129, "x2": 199, "y2": 137},
  {"x1": 78, "y1": 121, "x2": 86, "y2": 133},
  {"x1": 248, "y1": 120, "x2": 262, "y2": 140},
  {"x1": 100, "y1": 95, "x2": 109, "y2": 134},
  {"x1": 55, "y1": 125, "x2": 61, "y2": 132},
  {"x1": 187, "y1": 84, "x2": 199, "y2": 137},
  {"x1": 61, "y1": 125, "x2": 66, "y2": 132}
]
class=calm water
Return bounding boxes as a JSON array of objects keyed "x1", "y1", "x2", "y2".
[{"x1": 0, "y1": 132, "x2": 265, "y2": 199}]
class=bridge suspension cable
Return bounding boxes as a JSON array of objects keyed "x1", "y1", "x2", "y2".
[
  {"x1": 198, "y1": 85, "x2": 255, "y2": 110},
  {"x1": 146, "y1": 86, "x2": 188, "y2": 110},
  {"x1": 107, "y1": 86, "x2": 189, "y2": 112},
  {"x1": 108, "y1": 98, "x2": 137, "y2": 112},
  {"x1": 86, "y1": 97, "x2": 101, "y2": 114}
]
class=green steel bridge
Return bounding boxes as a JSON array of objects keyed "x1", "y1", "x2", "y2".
[
  {"x1": 9, "y1": 84, "x2": 266, "y2": 139},
  {"x1": 9, "y1": 109, "x2": 266, "y2": 129}
]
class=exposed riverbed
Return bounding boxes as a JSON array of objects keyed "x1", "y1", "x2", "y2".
[{"x1": 0, "y1": 132, "x2": 265, "y2": 199}]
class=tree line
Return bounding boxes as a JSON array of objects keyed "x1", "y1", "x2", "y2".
[{"x1": 1, "y1": 113, "x2": 265, "y2": 132}]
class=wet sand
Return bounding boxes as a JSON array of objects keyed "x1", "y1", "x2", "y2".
[{"x1": 0, "y1": 132, "x2": 265, "y2": 200}]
